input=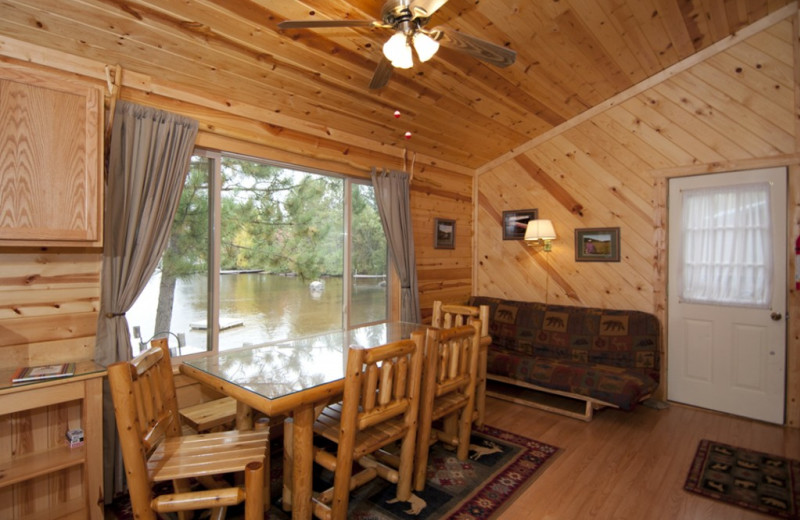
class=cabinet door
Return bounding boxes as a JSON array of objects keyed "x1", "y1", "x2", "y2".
[{"x1": 0, "y1": 65, "x2": 103, "y2": 246}]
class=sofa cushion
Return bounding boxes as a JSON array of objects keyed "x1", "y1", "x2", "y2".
[
  {"x1": 487, "y1": 349, "x2": 658, "y2": 411},
  {"x1": 469, "y1": 296, "x2": 661, "y2": 413},
  {"x1": 469, "y1": 296, "x2": 660, "y2": 384}
]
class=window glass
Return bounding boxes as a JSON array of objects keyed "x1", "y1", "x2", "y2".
[
  {"x1": 349, "y1": 182, "x2": 388, "y2": 326},
  {"x1": 128, "y1": 152, "x2": 388, "y2": 356},
  {"x1": 129, "y1": 154, "x2": 210, "y2": 355}
]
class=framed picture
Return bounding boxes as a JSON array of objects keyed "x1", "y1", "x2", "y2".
[
  {"x1": 575, "y1": 227, "x2": 620, "y2": 262},
  {"x1": 502, "y1": 209, "x2": 538, "y2": 240},
  {"x1": 434, "y1": 218, "x2": 455, "y2": 249}
]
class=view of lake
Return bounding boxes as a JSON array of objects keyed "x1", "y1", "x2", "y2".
[{"x1": 128, "y1": 271, "x2": 387, "y2": 355}]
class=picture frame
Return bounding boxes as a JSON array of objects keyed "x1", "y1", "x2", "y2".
[
  {"x1": 575, "y1": 227, "x2": 620, "y2": 262},
  {"x1": 502, "y1": 209, "x2": 538, "y2": 240},
  {"x1": 434, "y1": 218, "x2": 455, "y2": 249}
]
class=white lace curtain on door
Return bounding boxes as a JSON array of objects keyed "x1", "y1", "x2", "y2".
[{"x1": 680, "y1": 182, "x2": 773, "y2": 307}]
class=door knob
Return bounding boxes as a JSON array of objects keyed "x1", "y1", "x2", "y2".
[{"x1": 770, "y1": 312, "x2": 783, "y2": 321}]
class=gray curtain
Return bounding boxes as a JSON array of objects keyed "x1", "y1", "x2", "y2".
[
  {"x1": 95, "y1": 100, "x2": 198, "y2": 500},
  {"x1": 371, "y1": 168, "x2": 421, "y2": 323}
]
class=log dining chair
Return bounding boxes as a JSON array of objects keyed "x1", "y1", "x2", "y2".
[
  {"x1": 310, "y1": 331, "x2": 425, "y2": 520},
  {"x1": 431, "y1": 301, "x2": 491, "y2": 426},
  {"x1": 107, "y1": 338, "x2": 269, "y2": 520},
  {"x1": 413, "y1": 321, "x2": 481, "y2": 491}
]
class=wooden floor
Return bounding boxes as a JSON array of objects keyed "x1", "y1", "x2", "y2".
[
  {"x1": 106, "y1": 398, "x2": 800, "y2": 519},
  {"x1": 485, "y1": 397, "x2": 800, "y2": 519}
]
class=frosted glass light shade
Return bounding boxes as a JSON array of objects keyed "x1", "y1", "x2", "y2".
[
  {"x1": 524, "y1": 219, "x2": 557, "y2": 241},
  {"x1": 383, "y1": 32, "x2": 413, "y2": 69},
  {"x1": 413, "y1": 32, "x2": 439, "y2": 62}
]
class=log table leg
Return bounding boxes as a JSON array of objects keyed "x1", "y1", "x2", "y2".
[
  {"x1": 282, "y1": 418, "x2": 294, "y2": 512},
  {"x1": 291, "y1": 403, "x2": 314, "y2": 520}
]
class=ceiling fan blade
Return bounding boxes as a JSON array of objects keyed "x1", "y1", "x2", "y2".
[
  {"x1": 278, "y1": 19, "x2": 378, "y2": 29},
  {"x1": 369, "y1": 56, "x2": 394, "y2": 89},
  {"x1": 410, "y1": 0, "x2": 449, "y2": 18},
  {"x1": 433, "y1": 28, "x2": 516, "y2": 68}
]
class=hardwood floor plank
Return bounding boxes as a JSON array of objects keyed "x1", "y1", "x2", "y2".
[{"x1": 485, "y1": 398, "x2": 800, "y2": 519}]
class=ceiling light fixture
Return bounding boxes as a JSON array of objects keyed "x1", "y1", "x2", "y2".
[
  {"x1": 382, "y1": 16, "x2": 440, "y2": 69},
  {"x1": 383, "y1": 31, "x2": 414, "y2": 68},
  {"x1": 412, "y1": 31, "x2": 440, "y2": 62}
]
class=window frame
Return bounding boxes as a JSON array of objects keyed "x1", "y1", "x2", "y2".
[{"x1": 173, "y1": 148, "x2": 396, "y2": 359}]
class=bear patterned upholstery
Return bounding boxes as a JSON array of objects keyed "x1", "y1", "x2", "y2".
[{"x1": 469, "y1": 296, "x2": 660, "y2": 412}]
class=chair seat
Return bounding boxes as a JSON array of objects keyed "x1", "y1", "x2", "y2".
[
  {"x1": 314, "y1": 403, "x2": 408, "y2": 460},
  {"x1": 109, "y1": 338, "x2": 268, "y2": 519},
  {"x1": 149, "y1": 429, "x2": 270, "y2": 482},
  {"x1": 179, "y1": 396, "x2": 238, "y2": 432},
  {"x1": 431, "y1": 392, "x2": 470, "y2": 423}
]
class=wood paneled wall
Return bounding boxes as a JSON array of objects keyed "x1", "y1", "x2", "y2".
[
  {"x1": 0, "y1": 247, "x2": 101, "y2": 370},
  {"x1": 476, "y1": 15, "x2": 800, "y2": 425},
  {"x1": 1, "y1": 13, "x2": 798, "y2": 427},
  {"x1": 0, "y1": 43, "x2": 474, "y2": 369}
]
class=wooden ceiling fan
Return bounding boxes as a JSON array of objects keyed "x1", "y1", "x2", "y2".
[{"x1": 278, "y1": 0, "x2": 516, "y2": 89}]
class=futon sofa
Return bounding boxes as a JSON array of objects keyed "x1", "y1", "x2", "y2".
[{"x1": 469, "y1": 296, "x2": 661, "y2": 420}]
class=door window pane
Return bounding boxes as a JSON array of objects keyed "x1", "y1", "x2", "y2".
[{"x1": 680, "y1": 182, "x2": 772, "y2": 307}]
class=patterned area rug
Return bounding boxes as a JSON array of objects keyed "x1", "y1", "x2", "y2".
[
  {"x1": 108, "y1": 424, "x2": 559, "y2": 520},
  {"x1": 685, "y1": 439, "x2": 800, "y2": 519}
]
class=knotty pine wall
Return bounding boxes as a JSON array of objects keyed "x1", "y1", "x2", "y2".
[
  {"x1": 475, "y1": 15, "x2": 800, "y2": 426},
  {"x1": 2, "y1": 15, "x2": 799, "y2": 426},
  {"x1": 0, "y1": 44, "x2": 474, "y2": 370}
]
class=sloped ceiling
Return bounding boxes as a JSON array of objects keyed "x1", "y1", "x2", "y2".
[{"x1": 0, "y1": 0, "x2": 795, "y2": 170}]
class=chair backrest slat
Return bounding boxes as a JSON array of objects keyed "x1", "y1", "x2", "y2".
[
  {"x1": 422, "y1": 322, "x2": 481, "y2": 408},
  {"x1": 393, "y1": 356, "x2": 408, "y2": 399},
  {"x1": 363, "y1": 363, "x2": 379, "y2": 412},
  {"x1": 432, "y1": 300, "x2": 490, "y2": 338},
  {"x1": 378, "y1": 360, "x2": 394, "y2": 406},
  {"x1": 343, "y1": 334, "x2": 424, "y2": 435}
]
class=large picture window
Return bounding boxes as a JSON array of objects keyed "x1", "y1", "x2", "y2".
[{"x1": 128, "y1": 150, "x2": 389, "y2": 356}]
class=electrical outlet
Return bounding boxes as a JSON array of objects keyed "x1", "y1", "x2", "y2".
[{"x1": 132, "y1": 326, "x2": 141, "y2": 339}]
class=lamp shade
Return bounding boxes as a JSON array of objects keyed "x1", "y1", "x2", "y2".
[
  {"x1": 413, "y1": 32, "x2": 439, "y2": 62},
  {"x1": 524, "y1": 219, "x2": 556, "y2": 241},
  {"x1": 383, "y1": 32, "x2": 413, "y2": 69}
]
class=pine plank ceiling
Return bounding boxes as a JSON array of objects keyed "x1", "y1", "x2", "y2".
[{"x1": 0, "y1": 0, "x2": 794, "y2": 171}]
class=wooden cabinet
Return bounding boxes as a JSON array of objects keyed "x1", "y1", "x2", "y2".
[
  {"x1": 0, "y1": 64, "x2": 103, "y2": 246},
  {"x1": 0, "y1": 361, "x2": 106, "y2": 519}
]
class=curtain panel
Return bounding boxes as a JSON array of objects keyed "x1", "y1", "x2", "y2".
[
  {"x1": 680, "y1": 182, "x2": 773, "y2": 307},
  {"x1": 95, "y1": 100, "x2": 198, "y2": 500},
  {"x1": 371, "y1": 168, "x2": 421, "y2": 323}
]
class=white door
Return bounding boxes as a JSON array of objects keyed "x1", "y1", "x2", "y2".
[{"x1": 667, "y1": 167, "x2": 787, "y2": 424}]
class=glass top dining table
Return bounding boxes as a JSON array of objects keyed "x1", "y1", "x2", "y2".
[
  {"x1": 182, "y1": 321, "x2": 423, "y2": 404},
  {"x1": 179, "y1": 321, "x2": 426, "y2": 520}
]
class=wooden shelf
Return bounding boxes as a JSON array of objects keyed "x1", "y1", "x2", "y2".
[
  {"x1": 0, "y1": 360, "x2": 106, "y2": 395},
  {"x1": 0, "y1": 367, "x2": 105, "y2": 519},
  {"x1": 0, "y1": 445, "x2": 86, "y2": 488}
]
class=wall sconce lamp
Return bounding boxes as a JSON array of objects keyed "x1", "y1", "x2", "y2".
[{"x1": 524, "y1": 219, "x2": 557, "y2": 251}]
